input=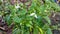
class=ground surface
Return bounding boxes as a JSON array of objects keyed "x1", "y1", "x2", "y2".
[{"x1": 50, "y1": 12, "x2": 60, "y2": 34}]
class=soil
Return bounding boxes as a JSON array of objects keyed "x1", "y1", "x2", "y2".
[
  {"x1": 52, "y1": 30, "x2": 60, "y2": 34},
  {"x1": 50, "y1": 12, "x2": 60, "y2": 34}
]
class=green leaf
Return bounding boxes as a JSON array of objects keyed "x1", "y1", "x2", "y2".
[
  {"x1": 37, "y1": 26, "x2": 44, "y2": 34},
  {"x1": 4, "y1": 15, "x2": 12, "y2": 25},
  {"x1": 33, "y1": 28, "x2": 39, "y2": 34},
  {"x1": 13, "y1": 16, "x2": 21, "y2": 23},
  {"x1": 44, "y1": 16, "x2": 51, "y2": 24},
  {"x1": 13, "y1": 28, "x2": 21, "y2": 34},
  {"x1": 19, "y1": 9, "x2": 27, "y2": 16},
  {"x1": 46, "y1": 28, "x2": 52, "y2": 34}
]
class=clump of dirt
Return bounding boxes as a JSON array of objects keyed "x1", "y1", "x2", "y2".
[
  {"x1": 50, "y1": 12, "x2": 60, "y2": 34},
  {"x1": 52, "y1": 30, "x2": 60, "y2": 34},
  {"x1": 50, "y1": 12, "x2": 60, "y2": 25},
  {"x1": 0, "y1": 16, "x2": 14, "y2": 34}
]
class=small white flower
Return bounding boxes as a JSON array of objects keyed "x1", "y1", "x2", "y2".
[
  {"x1": 30, "y1": 13, "x2": 38, "y2": 18},
  {"x1": 34, "y1": 15, "x2": 38, "y2": 18},
  {"x1": 30, "y1": 13, "x2": 35, "y2": 16},
  {"x1": 15, "y1": 4, "x2": 20, "y2": 9}
]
